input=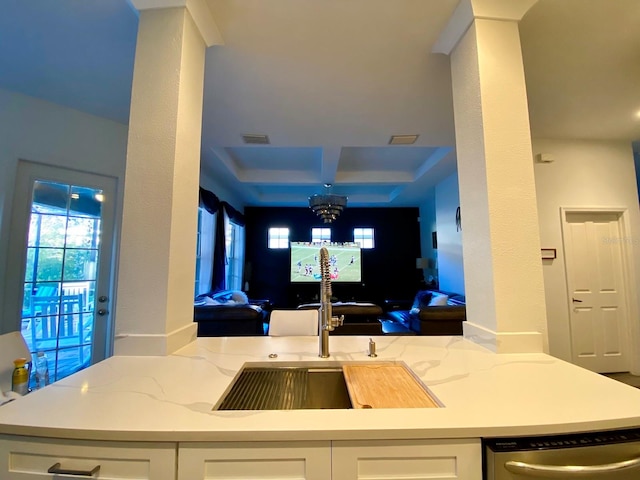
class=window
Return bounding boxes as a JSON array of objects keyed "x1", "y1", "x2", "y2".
[
  {"x1": 268, "y1": 227, "x2": 289, "y2": 249},
  {"x1": 354, "y1": 227, "x2": 375, "y2": 249},
  {"x1": 195, "y1": 207, "x2": 216, "y2": 296},
  {"x1": 311, "y1": 227, "x2": 331, "y2": 243},
  {"x1": 225, "y1": 217, "x2": 244, "y2": 291}
]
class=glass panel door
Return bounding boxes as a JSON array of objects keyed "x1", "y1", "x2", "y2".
[
  {"x1": 21, "y1": 182, "x2": 103, "y2": 381},
  {"x1": 3, "y1": 161, "x2": 117, "y2": 384}
]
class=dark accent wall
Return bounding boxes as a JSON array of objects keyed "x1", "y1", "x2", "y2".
[{"x1": 244, "y1": 207, "x2": 422, "y2": 308}]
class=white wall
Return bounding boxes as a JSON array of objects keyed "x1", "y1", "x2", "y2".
[
  {"x1": 0, "y1": 88, "x2": 128, "y2": 333},
  {"x1": 435, "y1": 172, "x2": 465, "y2": 294},
  {"x1": 533, "y1": 138, "x2": 640, "y2": 366}
]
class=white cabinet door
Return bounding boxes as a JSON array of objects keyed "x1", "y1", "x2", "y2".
[
  {"x1": 178, "y1": 441, "x2": 331, "y2": 480},
  {"x1": 0, "y1": 435, "x2": 177, "y2": 480},
  {"x1": 332, "y1": 439, "x2": 482, "y2": 480}
]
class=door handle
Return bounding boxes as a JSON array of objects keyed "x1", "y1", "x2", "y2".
[
  {"x1": 572, "y1": 298, "x2": 583, "y2": 303},
  {"x1": 48, "y1": 462, "x2": 101, "y2": 476},
  {"x1": 505, "y1": 455, "x2": 640, "y2": 476}
]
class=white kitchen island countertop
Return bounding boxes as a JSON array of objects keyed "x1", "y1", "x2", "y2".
[{"x1": 0, "y1": 335, "x2": 639, "y2": 442}]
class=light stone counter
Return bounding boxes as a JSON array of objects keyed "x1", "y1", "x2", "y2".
[{"x1": 1, "y1": 335, "x2": 639, "y2": 442}]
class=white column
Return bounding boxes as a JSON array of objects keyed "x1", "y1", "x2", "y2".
[
  {"x1": 435, "y1": 0, "x2": 548, "y2": 353},
  {"x1": 114, "y1": 1, "x2": 221, "y2": 355}
]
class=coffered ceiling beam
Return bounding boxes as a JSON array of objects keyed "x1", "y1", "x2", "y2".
[
  {"x1": 320, "y1": 147, "x2": 341, "y2": 185},
  {"x1": 413, "y1": 147, "x2": 454, "y2": 181}
]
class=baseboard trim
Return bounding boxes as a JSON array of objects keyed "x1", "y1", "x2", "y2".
[
  {"x1": 464, "y1": 321, "x2": 544, "y2": 353},
  {"x1": 113, "y1": 323, "x2": 198, "y2": 356}
]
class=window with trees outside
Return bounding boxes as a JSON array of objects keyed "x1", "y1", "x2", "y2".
[
  {"x1": 268, "y1": 227, "x2": 289, "y2": 249},
  {"x1": 21, "y1": 181, "x2": 103, "y2": 383},
  {"x1": 354, "y1": 227, "x2": 375, "y2": 248}
]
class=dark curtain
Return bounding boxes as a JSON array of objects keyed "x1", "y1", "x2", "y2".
[
  {"x1": 212, "y1": 209, "x2": 226, "y2": 292},
  {"x1": 198, "y1": 188, "x2": 245, "y2": 293},
  {"x1": 199, "y1": 187, "x2": 221, "y2": 214},
  {"x1": 223, "y1": 201, "x2": 245, "y2": 227}
]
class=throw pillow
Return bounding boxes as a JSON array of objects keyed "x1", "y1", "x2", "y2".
[
  {"x1": 428, "y1": 294, "x2": 449, "y2": 306},
  {"x1": 202, "y1": 296, "x2": 224, "y2": 305},
  {"x1": 230, "y1": 290, "x2": 249, "y2": 304},
  {"x1": 211, "y1": 290, "x2": 233, "y2": 303}
]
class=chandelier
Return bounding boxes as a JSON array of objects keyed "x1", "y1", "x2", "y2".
[{"x1": 309, "y1": 184, "x2": 347, "y2": 223}]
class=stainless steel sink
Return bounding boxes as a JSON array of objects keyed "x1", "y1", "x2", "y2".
[{"x1": 214, "y1": 365, "x2": 352, "y2": 410}]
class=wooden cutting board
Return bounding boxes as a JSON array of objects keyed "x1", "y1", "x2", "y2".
[{"x1": 343, "y1": 364, "x2": 439, "y2": 409}]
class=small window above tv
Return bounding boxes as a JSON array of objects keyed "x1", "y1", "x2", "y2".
[
  {"x1": 311, "y1": 227, "x2": 331, "y2": 243},
  {"x1": 268, "y1": 227, "x2": 289, "y2": 249}
]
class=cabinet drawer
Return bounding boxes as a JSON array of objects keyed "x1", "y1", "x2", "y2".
[
  {"x1": 332, "y1": 438, "x2": 482, "y2": 480},
  {"x1": 178, "y1": 441, "x2": 331, "y2": 480},
  {"x1": 0, "y1": 435, "x2": 177, "y2": 480}
]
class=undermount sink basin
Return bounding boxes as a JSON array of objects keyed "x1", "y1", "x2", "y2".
[
  {"x1": 214, "y1": 364, "x2": 353, "y2": 410},
  {"x1": 214, "y1": 361, "x2": 441, "y2": 411}
]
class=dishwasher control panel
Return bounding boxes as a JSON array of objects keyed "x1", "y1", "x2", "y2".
[{"x1": 485, "y1": 427, "x2": 640, "y2": 452}]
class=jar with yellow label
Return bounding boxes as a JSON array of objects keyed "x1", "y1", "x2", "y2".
[{"x1": 11, "y1": 358, "x2": 29, "y2": 395}]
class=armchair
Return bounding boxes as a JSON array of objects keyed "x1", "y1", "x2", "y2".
[{"x1": 383, "y1": 290, "x2": 466, "y2": 335}]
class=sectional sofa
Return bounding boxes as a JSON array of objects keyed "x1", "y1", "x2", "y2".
[{"x1": 194, "y1": 290, "x2": 271, "y2": 336}]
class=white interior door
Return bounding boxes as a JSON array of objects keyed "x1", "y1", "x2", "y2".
[
  {"x1": 562, "y1": 210, "x2": 629, "y2": 373},
  {"x1": 2, "y1": 160, "x2": 117, "y2": 382}
]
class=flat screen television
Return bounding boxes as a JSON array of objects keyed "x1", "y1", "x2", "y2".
[{"x1": 290, "y1": 242, "x2": 361, "y2": 283}]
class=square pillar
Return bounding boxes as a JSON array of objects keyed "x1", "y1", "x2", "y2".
[
  {"x1": 436, "y1": 0, "x2": 548, "y2": 353},
  {"x1": 114, "y1": 3, "x2": 220, "y2": 355}
]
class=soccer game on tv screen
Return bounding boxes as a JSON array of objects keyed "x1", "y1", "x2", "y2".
[{"x1": 290, "y1": 242, "x2": 361, "y2": 283}]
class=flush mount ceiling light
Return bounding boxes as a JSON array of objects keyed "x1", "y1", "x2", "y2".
[
  {"x1": 309, "y1": 184, "x2": 348, "y2": 223},
  {"x1": 241, "y1": 134, "x2": 270, "y2": 145},
  {"x1": 389, "y1": 134, "x2": 419, "y2": 145}
]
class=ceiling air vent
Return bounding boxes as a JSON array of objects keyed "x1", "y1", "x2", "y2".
[
  {"x1": 242, "y1": 134, "x2": 270, "y2": 145},
  {"x1": 389, "y1": 134, "x2": 419, "y2": 145}
]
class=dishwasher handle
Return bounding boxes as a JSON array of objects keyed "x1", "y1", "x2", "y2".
[{"x1": 505, "y1": 455, "x2": 640, "y2": 477}]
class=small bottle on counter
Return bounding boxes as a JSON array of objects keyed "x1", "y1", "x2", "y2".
[
  {"x1": 35, "y1": 351, "x2": 50, "y2": 388},
  {"x1": 11, "y1": 358, "x2": 29, "y2": 395}
]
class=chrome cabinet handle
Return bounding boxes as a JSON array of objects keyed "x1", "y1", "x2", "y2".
[
  {"x1": 505, "y1": 455, "x2": 640, "y2": 477},
  {"x1": 48, "y1": 462, "x2": 101, "y2": 476}
]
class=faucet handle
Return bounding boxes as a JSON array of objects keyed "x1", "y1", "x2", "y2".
[{"x1": 324, "y1": 315, "x2": 344, "y2": 332}]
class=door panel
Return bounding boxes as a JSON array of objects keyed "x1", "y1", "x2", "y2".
[
  {"x1": 3, "y1": 160, "x2": 117, "y2": 382},
  {"x1": 563, "y1": 211, "x2": 628, "y2": 372}
]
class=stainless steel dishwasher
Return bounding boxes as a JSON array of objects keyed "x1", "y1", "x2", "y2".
[{"x1": 484, "y1": 428, "x2": 640, "y2": 479}]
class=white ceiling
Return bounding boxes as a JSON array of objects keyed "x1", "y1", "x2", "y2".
[{"x1": 1, "y1": 0, "x2": 638, "y2": 208}]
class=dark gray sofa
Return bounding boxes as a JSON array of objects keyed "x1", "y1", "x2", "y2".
[
  {"x1": 383, "y1": 290, "x2": 466, "y2": 335},
  {"x1": 194, "y1": 290, "x2": 271, "y2": 336}
]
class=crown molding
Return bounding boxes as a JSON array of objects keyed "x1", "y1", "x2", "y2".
[
  {"x1": 128, "y1": 0, "x2": 223, "y2": 47},
  {"x1": 433, "y1": 0, "x2": 538, "y2": 55}
]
